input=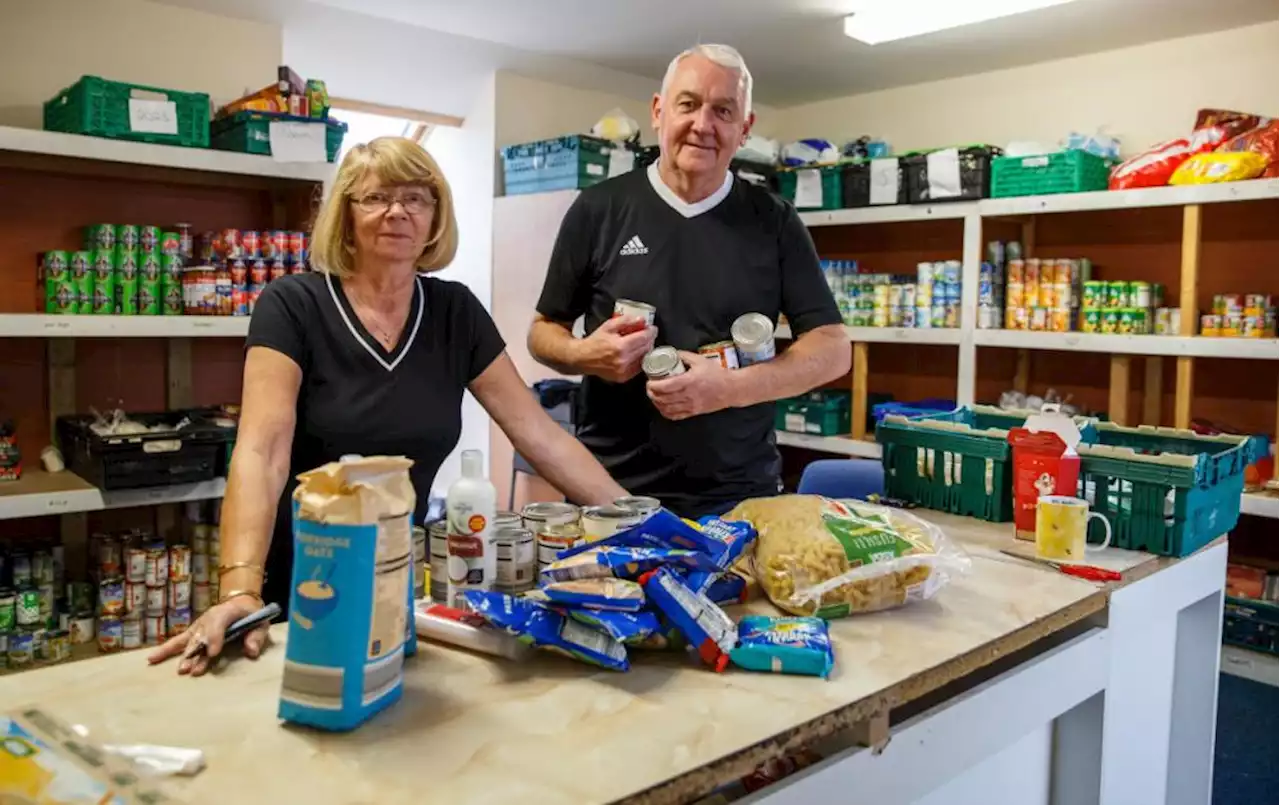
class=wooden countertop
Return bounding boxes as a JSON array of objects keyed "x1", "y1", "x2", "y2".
[{"x1": 0, "y1": 511, "x2": 1157, "y2": 805}]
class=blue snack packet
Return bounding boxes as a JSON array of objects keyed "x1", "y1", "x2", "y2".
[
  {"x1": 539, "y1": 578, "x2": 646, "y2": 612},
  {"x1": 729, "y1": 615, "x2": 834, "y2": 678},
  {"x1": 540, "y1": 545, "x2": 716, "y2": 584},
  {"x1": 568, "y1": 608, "x2": 661, "y2": 645},
  {"x1": 640, "y1": 567, "x2": 737, "y2": 672},
  {"x1": 462, "y1": 590, "x2": 629, "y2": 671},
  {"x1": 556, "y1": 509, "x2": 756, "y2": 570}
]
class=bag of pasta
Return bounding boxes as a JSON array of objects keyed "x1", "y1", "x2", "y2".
[{"x1": 726, "y1": 495, "x2": 969, "y2": 618}]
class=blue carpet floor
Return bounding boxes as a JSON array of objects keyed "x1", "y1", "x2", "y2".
[{"x1": 1214, "y1": 672, "x2": 1278, "y2": 805}]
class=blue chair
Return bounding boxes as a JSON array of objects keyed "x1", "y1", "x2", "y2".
[{"x1": 796, "y1": 459, "x2": 885, "y2": 500}]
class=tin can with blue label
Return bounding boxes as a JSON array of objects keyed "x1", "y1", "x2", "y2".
[{"x1": 8, "y1": 630, "x2": 33, "y2": 667}]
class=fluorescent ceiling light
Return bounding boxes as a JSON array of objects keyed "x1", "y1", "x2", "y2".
[{"x1": 843, "y1": 0, "x2": 1079, "y2": 45}]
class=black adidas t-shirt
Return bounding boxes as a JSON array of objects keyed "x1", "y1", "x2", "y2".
[
  {"x1": 245, "y1": 271, "x2": 505, "y2": 605},
  {"x1": 537, "y1": 165, "x2": 841, "y2": 517}
]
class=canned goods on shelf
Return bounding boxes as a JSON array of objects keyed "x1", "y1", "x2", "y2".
[
  {"x1": 1222, "y1": 313, "x2": 1243, "y2": 338},
  {"x1": 1106, "y1": 281, "x2": 1128, "y2": 309},
  {"x1": 70, "y1": 614, "x2": 95, "y2": 644},
  {"x1": 1101, "y1": 310, "x2": 1120, "y2": 334},
  {"x1": 125, "y1": 581, "x2": 146, "y2": 616},
  {"x1": 1049, "y1": 309, "x2": 1072, "y2": 333},
  {"x1": 537, "y1": 523, "x2": 585, "y2": 569},
  {"x1": 192, "y1": 553, "x2": 209, "y2": 584},
  {"x1": 1006, "y1": 259, "x2": 1025, "y2": 284},
  {"x1": 98, "y1": 616, "x2": 123, "y2": 653},
  {"x1": 16, "y1": 588, "x2": 41, "y2": 628},
  {"x1": 1129, "y1": 282, "x2": 1151, "y2": 309},
  {"x1": 98, "y1": 577, "x2": 124, "y2": 616},
  {"x1": 8, "y1": 631, "x2": 34, "y2": 668},
  {"x1": 1054, "y1": 259, "x2": 1073, "y2": 285},
  {"x1": 122, "y1": 618, "x2": 142, "y2": 650},
  {"x1": 494, "y1": 526, "x2": 536, "y2": 592},
  {"x1": 192, "y1": 583, "x2": 212, "y2": 614},
  {"x1": 1200, "y1": 314, "x2": 1222, "y2": 336},
  {"x1": 1081, "y1": 308, "x2": 1101, "y2": 333},
  {"x1": 98, "y1": 536, "x2": 123, "y2": 577},
  {"x1": 168, "y1": 607, "x2": 192, "y2": 637},
  {"x1": 124, "y1": 547, "x2": 146, "y2": 583},
  {"x1": 144, "y1": 614, "x2": 166, "y2": 646},
  {"x1": 1116, "y1": 308, "x2": 1137, "y2": 334},
  {"x1": 169, "y1": 579, "x2": 192, "y2": 610},
  {"x1": 145, "y1": 545, "x2": 168, "y2": 586},
  {"x1": 145, "y1": 584, "x2": 167, "y2": 614},
  {"x1": 1154, "y1": 308, "x2": 1173, "y2": 335},
  {"x1": 0, "y1": 591, "x2": 14, "y2": 632},
  {"x1": 169, "y1": 545, "x2": 192, "y2": 581},
  {"x1": 1029, "y1": 307, "x2": 1048, "y2": 332}
]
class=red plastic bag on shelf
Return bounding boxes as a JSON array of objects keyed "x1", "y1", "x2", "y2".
[
  {"x1": 1109, "y1": 126, "x2": 1231, "y2": 190},
  {"x1": 1195, "y1": 108, "x2": 1264, "y2": 139},
  {"x1": 1216, "y1": 119, "x2": 1279, "y2": 178}
]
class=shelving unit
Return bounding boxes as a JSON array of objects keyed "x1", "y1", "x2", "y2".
[
  {"x1": 0, "y1": 469, "x2": 226, "y2": 521},
  {"x1": 0, "y1": 314, "x2": 251, "y2": 338},
  {"x1": 972, "y1": 330, "x2": 1278, "y2": 359}
]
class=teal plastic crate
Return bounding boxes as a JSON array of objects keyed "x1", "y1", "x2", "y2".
[
  {"x1": 502, "y1": 135, "x2": 618, "y2": 196},
  {"x1": 776, "y1": 390, "x2": 851, "y2": 436},
  {"x1": 1079, "y1": 423, "x2": 1252, "y2": 557},
  {"x1": 44, "y1": 75, "x2": 210, "y2": 148},
  {"x1": 1223, "y1": 596, "x2": 1278, "y2": 655},
  {"x1": 209, "y1": 111, "x2": 347, "y2": 162},
  {"x1": 777, "y1": 165, "x2": 844, "y2": 210},
  {"x1": 990, "y1": 150, "x2": 1111, "y2": 198}
]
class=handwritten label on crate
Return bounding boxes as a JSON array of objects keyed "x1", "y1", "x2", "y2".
[
  {"x1": 869, "y1": 158, "x2": 899, "y2": 205},
  {"x1": 794, "y1": 169, "x2": 823, "y2": 208},
  {"x1": 127, "y1": 99, "x2": 179, "y2": 135},
  {"x1": 268, "y1": 121, "x2": 327, "y2": 162}
]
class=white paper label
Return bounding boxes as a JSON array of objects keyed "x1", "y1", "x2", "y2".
[
  {"x1": 869, "y1": 158, "x2": 899, "y2": 205},
  {"x1": 784, "y1": 413, "x2": 805, "y2": 433},
  {"x1": 586, "y1": 163, "x2": 605, "y2": 176},
  {"x1": 926, "y1": 148, "x2": 963, "y2": 199},
  {"x1": 268, "y1": 121, "x2": 327, "y2": 163},
  {"x1": 794, "y1": 169, "x2": 823, "y2": 208},
  {"x1": 607, "y1": 147, "x2": 636, "y2": 177},
  {"x1": 127, "y1": 99, "x2": 178, "y2": 135}
]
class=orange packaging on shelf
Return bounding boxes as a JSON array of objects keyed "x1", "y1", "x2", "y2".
[
  {"x1": 1108, "y1": 126, "x2": 1231, "y2": 190},
  {"x1": 1007, "y1": 406, "x2": 1083, "y2": 542},
  {"x1": 1217, "y1": 119, "x2": 1279, "y2": 178},
  {"x1": 1226, "y1": 563, "x2": 1266, "y2": 600}
]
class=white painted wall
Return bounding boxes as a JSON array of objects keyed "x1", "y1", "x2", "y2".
[
  {"x1": 424, "y1": 75, "x2": 498, "y2": 497},
  {"x1": 772, "y1": 22, "x2": 1279, "y2": 157}
]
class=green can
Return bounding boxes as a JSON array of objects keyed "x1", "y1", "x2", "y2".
[
  {"x1": 15, "y1": 588, "x2": 40, "y2": 628},
  {"x1": 139, "y1": 225, "x2": 161, "y2": 253},
  {"x1": 1082, "y1": 308, "x2": 1102, "y2": 333},
  {"x1": 138, "y1": 278, "x2": 161, "y2": 315},
  {"x1": 1116, "y1": 308, "x2": 1137, "y2": 334},
  {"x1": 1152, "y1": 283, "x2": 1166, "y2": 309},
  {"x1": 115, "y1": 224, "x2": 140, "y2": 251},
  {"x1": 1101, "y1": 309, "x2": 1120, "y2": 334},
  {"x1": 1081, "y1": 281, "x2": 1105, "y2": 309},
  {"x1": 1106, "y1": 281, "x2": 1129, "y2": 309},
  {"x1": 0, "y1": 591, "x2": 14, "y2": 631},
  {"x1": 93, "y1": 272, "x2": 116, "y2": 314},
  {"x1": 161, "y1": 280, "x2": 183, "y2": 315},
  {"x1": 70, "y1": 250, "x2": 93, "y2": 314},
  {"x1": 85, "y1": 224, "x2": 115, "y2": 251},
  {"x1": 40, "y1": 251, "x2": 70, "y2": 313},
  {"x1": 1130, "y1": 307, "x2": 1149, "y2": 335},
  {"x1": 161, "y1": 254, "x2": 184, "y2": 284},
  {"x1": 139, "y1": 250, "x2": 162, "y2": 282},
  {"x1": 67, "y1": 582, "x2": 93, "y2": 614},
  {"x1": 46, "y1": 276, "x2": 76, "y2": 314},
  {"x1": 117, "y1": 276, "x2": 139, "y2": 315},
  {"x1": 116, "y1": 248, "x2": 138, "y2": 280}
]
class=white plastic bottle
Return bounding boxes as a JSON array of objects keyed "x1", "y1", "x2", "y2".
[{"x1": 445, "y1": 449, "x2": 497, "y2": 608}]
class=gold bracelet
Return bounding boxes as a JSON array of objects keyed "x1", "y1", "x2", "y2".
[
  {"x1": 217, "y1": 561, "x2": 265, "y2": 578},
  {"x1": 219, "y1": 589, "x2": 265, "y2": 606}
]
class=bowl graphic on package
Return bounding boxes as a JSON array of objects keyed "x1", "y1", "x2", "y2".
[{"x1": 294, "y1": 568, "x2": 340, "y2": 628}]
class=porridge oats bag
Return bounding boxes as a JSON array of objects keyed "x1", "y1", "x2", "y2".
[
  {"x1": 279, "y1": 456, "x2": 415, "y2": 731},
  {"x1": 726, "y1": 495, "x2": 969, "y2": 618}
]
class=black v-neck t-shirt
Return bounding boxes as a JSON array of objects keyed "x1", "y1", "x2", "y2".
[
  {"x1": 245, "y1": 271, "x2": 505, "y2": 603},
  {"x1": 536, "y1": 168, "x2": 841, "y2": 517}
]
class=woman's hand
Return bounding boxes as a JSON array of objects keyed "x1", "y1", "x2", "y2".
[{"x1": 147, "y1": 595, "x2": 270, "y2": 676}]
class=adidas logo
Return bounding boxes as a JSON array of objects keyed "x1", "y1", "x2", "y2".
[{"x1": 619, "y1": 235, "x2": 649, "y2": 256}]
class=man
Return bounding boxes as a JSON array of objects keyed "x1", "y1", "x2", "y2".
[{"x1": 528, "y1": 43, "x2": 850, "y2": 517}]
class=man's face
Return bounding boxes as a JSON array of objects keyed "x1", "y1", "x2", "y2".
[{"x1": 652, "y1": 54, "x2": 754, "y2": 179}]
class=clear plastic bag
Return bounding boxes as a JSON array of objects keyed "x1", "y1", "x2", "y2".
[{"x1": 726, "y1": 496, "x2": 970, "y2": 618}]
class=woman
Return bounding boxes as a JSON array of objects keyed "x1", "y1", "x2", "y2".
[{"x1": 149, "y1": 137, "x2": 628, "y2": 675}]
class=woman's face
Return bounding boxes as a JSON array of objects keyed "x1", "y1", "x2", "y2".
[{"x1": 348, "y1": 177, "x2": 437, "y2": 266}]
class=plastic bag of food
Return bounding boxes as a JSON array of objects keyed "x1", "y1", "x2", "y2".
[
  {"x1": 1170, "y1": 151, "x2": 1268, "y2": 185},
  {"x1": 1109, "y1": 126, "x2": 1229, "y2": 190},
  {"x1": 540, "y1": 545, "x2": 714, "y2": 584},
  {"x1": 462, "y1": 590, "x2": 629, "y2": 671},
  {"x1": 1217, "y1": 120, "x2": 1279, "y2": 177},
  {"x1": 729, "y1": 615, "x2": 834, "y2": 678},
  {"x1": 640, "y1": 567, "x2": 737, "y2": 671},
  {"x1": 725, "y1": 495, "x2": 970, "y2": 617},
  {"x1": 568, "y1": 608, "x2": 662, "y2": 646},
  {"x1": 536, "y1": 578, "x2": 646, "y2": 612},
  {"x1": 555, "y1": 510, "x2": 756, "y2": 570}
]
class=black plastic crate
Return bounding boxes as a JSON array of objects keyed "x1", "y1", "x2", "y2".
[
  {"x1": 56, "y1": 409, "x2": 237, "y2": 491},
  {"x1": 902, "y1": 146, "x2": 1001, "y2": 203},
  {"x1": 841, "y1": 160, "x2": 907, "y2": 208},
  {"x1": 635, "y1": 146, "x2": 777, "y2": 190}
]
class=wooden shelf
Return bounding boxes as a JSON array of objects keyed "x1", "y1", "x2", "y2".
[
  {"x1": 980, "y1": 178, "x2": 1279, "y2": 217},
  {"x1": 0, "y1": 469, "x2": 225, "y2": 521},
  {"x1": 775, "y1": 431, "x2": 882, "y2": 458},
  {"x1": 0, "y1": 314, "x2": 250, "y2": 338},
  {"x1": 799, "y1": 202, "x2": 976, "y2": 227},
  {"x1": 0, "y1": 125, "x2": 334, "y2": 183},
  {"x1": 776, "y1": 323, "x2": 962, "y2": 345},
  {"x1": 1240, "y1": 492, "x2": 1279, "y2": 520},
  {"x1": 973, "y1": 330, "x2": 1278, "y2": 360}
]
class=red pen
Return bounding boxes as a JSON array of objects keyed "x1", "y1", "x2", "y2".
[{"x1": 1051, "y1": 563, "x2": 1122, "y2": 583}]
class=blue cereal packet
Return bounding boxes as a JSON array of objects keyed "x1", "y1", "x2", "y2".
[
  {"x1": 640, "y1": 567, "x2": 737, "y2": 672},
  {"x1": 694, "y1": 517, "x2": 757, "y2": 570},
  {"x1": 540, "y1": 545, "x2": 715, "y2": 584},
  {"x1": 729, "y1": 615, "x2": 834, "y2": 678},
  {"x1": 462, "y1": 590, "x2": 629, "y2": 671},
  {"x1": 539, "y1": 578, "x2": 646, "y2": 612},
  {"x1": 703, "y1": 572, "x2": 749, "y2": 605},
  {"x1": 555, "y1": 510, "x2": 756, "y2": 570},
  {"x1": 568, "y1": 608, "x2": 661, "y2": 645}
]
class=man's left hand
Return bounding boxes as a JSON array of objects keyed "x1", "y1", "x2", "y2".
[{"x1": 647, "y1": 351, "x2": 740, "y2": 421}]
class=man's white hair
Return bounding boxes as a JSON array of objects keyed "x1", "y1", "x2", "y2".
[{"x1": 659, "y1": 43, "x2": 753, "y2": 116}]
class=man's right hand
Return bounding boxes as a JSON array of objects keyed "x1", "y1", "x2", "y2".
[{"x1": 573, "y1": 316, "x2": 658, "y2": 383}]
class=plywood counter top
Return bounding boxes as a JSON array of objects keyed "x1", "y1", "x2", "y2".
[{"x1": 0, "y1": 511, "x2": 1159, "y2": 805}]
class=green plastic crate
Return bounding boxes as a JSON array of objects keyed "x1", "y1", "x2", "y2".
[
  {"x1": 502, "y1": 135, "x2": 615, "y2": 196},
  {"x1": 990, "y1": 150, "x2": 1111, "y2": 198},
  {"x1": 776, "y1": 390, "x2": 851, "y2": 436},
  {"x1": 1079, "y1": 423, "x2": 1252, "y2": 557},
  {"x1": 777, "y1": 165, "x2": 844, "y2": 210},
  {"x1": 1223, "y1": 596, "x2": 1278, "y2": 655},
  {"x1": 44, "y1": 75, "x2": 210, "y2": 148},
  {"x1": 209, "y1": 111, "x2": 347, "y2": 162}
]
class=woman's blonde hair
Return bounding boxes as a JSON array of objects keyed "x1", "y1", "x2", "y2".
[{"x1": 311, "y1": 136, "x2": 458, "y2": 277}]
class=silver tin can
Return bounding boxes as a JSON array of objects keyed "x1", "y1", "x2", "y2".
[
  {"x1": 731, "y1": 312, "x2": 776, "y2": 366},
  {"x1": 494, "y1": 526, "x2": 536, "y2": 593},
  {"x1": 642, "y1": 346, "x2": 686, "y2": 379},
  {"x1": 581, "y1": 504, "x2": 642, "y2": 544},
  {"x1": 613, "y1": 299, "x2": 656, "y2": 327},
  {"x1": 521, "y1": 501, "x2": 581, "y2": 532},
  {"x1": 614, "y1": 495, "x2": 661, "y2": 519}
]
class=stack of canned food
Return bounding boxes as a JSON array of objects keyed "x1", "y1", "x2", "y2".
[
  {"x1": 39, "y1": 223, "x2": 194, "y2": 316},
  {"x1": 1198, "y1": 294, "x2": 1278, "y2": 338},
  {"x1": 1005, "y1": 257, "x2": 1091, "y2": 332},
  {"x1": 92, "y1": 529, "x2": 201, "y2": 655},
  {"x1": 426, "y1": 497, "x2": 662, "y2": 607},
  {"x1": 822, "y1": 259, "x2": 963, "y2": 329},
  {"x1": 0, "y1": 543, "x2": 69, "y2": 671},
  {"x1": 188, "y1": 229, "x2": 311, "y2": 316},
  {"x1": 1078, "y1": 279, "x2": 1164, "y2": 334},
  {"x1": 976, "y1": 240, "x2": 1014, "y2": 329}
]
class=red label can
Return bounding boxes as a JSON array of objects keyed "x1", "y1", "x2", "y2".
[
  {"x1": 263, "y1": 230, "x2": 287, "y2": 260},
  {"x1": 269, "y1": 260, "x2": 287, "y2": 282},
  {"x1": 287, "y1": 231, "x2": 305, "y2": 259},
  {"x1": 241, "y1": 230, "x2": 260, "y2": 259},
  {"x1": 232, "y1": 287, "x2": 249, "y2": 317},
  {"x1": 247, "y1": 258, "x2": 266, "y2": 285},
  {"x1": 218, "y1": 229, "x2": 242, "y2": 259},
  {"x1": 229, "y1": 259, "x2": 248, "y2": 286},
  {"x1": 248, "y1": 284, "x2": 265, "y2": 313}
]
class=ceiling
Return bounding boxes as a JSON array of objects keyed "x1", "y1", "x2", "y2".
[{"x1": 151, "y1": 0, "x2": 1277, "y2": 106}]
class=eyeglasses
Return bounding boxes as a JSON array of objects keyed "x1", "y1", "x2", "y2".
[{"x1": 352, "y1": 190, "x2": 436, "y2": 214}]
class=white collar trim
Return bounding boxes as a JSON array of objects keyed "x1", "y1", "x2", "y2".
[
  {"x1": 325, "y1": 271, "x2": 424, "y2": 372},
  {"x1": 646, "y1": 162, "x2": 733, "y2": 218}
]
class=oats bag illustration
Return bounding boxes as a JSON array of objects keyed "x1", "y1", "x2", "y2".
[{"x1": 278, "y1": 455, "x2": 415, "y2": 731}]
